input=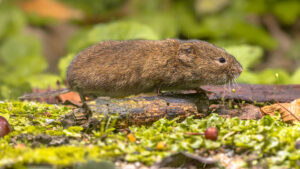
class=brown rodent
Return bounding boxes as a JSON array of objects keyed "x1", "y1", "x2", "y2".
[{"x1": 20, "y1": 39, "x2": 243, "y2": 101}]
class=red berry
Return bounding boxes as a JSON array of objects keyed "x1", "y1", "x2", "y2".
[
  {"x1": 0, "y1": 116, "x2": 11, "y2": 137},
  {"x1": 295, "y1": 140, "x2": 300, "y2": 149},
  {"x1": 204, "y1": 127, "x2": 218, "y2": 141}
]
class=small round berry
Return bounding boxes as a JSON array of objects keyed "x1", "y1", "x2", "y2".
[
  {"x1": 156, "y1": 142, "x2": 166, "y2": 150},
  {"x1": 295, "y1": 140, "x2": 300, "y2": 149},
  {"x1": 0, "y1": 116, "x2": 11, "y2": 138},
  {"x1": 204, "y1": 127, "x2": 218, "y2": 141}
]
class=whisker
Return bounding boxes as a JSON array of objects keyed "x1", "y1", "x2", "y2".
[
  {"x1": 235, "y1": 79, "x2": 240, "y2": 89},
  {"x1": 232, "y1": 79, "x2": 237, "y2": 89},
  {"x1": 234, "y1": 79, "x2": 238, "y2": 89},
  {"x1": 226, "y1": 81, "x2": 229, "y2": 93},
  {"x1": 235, "y1": 76, "x2": 241, "y2": 90},
  {"x1": 230, "y1": 80, "x2": 234, "y2": 90},
  {"x1": 228, "y1": 81, "x2": 232, "y2": 93}
]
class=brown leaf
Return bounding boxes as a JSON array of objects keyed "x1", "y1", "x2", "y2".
[
  {"x1": 19, "y1": 0, "x2": 82, "y2": 20},
  {"x1": 57, "y1": 92, "x2": 81, "y2": 105},
  {"x1": 261, "y1": 99, "x2": 300, "y2": 123}
]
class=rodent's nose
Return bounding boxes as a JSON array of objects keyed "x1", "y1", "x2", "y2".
[{"x1": 237, "y1": 66, "x2": 243, "y2": 74}]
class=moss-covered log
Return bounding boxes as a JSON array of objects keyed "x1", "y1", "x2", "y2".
[
  {"x1": 61, "y1": 95, "x2": 205, "y2": 129},
  {"x1": 61, "y1": 94, "x2": 263, "y2": 129}
]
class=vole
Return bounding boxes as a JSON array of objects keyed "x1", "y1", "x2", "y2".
[{"x1": 20, "y1": 39, "x2": 243, "y2": 101}]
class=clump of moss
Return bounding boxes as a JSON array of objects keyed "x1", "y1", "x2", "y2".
[{"x1": 0, "y1": 101, "x2": 299, "y2": 168}]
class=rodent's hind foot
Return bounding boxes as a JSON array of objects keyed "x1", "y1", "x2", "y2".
[
  {"x1": 156, "y1": 88, "x2": 166, "y2": 96},
  {"x1": 62, "y1": 100, "x2": 83, "y2": 108},
  {"x1": 195, "y1": 87, "x2": 214, "y2": 95}
]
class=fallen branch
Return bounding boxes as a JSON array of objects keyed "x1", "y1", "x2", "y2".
[
  {"x1": 199, "y1": 84, "x2": 300, "y2": 103},
  {"x1": 61, "y1": 95, "x2": 262, "y2": 129},
  {"x1": 58, "y1": 84, "x2": 300, "y2": 128}
]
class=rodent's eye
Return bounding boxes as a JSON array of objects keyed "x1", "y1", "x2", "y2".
[{"x1": 218, "y1": 57, "x2": 226, "y2": 63}]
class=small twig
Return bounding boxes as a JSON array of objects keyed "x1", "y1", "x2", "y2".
[
  {"x1": 222, "y1": 131, "x2": 236, "y2": 141},
  {"x1": 184, "y1": 132, "x2": 204, "y2": 136},
  {"x1": 276, "y1": 103, "x2": 300, "y2": 122}
]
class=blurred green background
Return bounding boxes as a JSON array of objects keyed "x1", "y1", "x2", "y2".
[{"x1": 0, "y1": 0, "x2": 299, "y2": 99}]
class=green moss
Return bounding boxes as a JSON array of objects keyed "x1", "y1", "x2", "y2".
[
  {"x1": 0, "y1": 101, "x2": 300, "y2": 168},
  {"x1": 0, "y1": 145, "x2": 112, "y2": 167}
]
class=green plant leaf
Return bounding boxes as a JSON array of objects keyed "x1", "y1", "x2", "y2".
[
  {"x1": 0, "y1": 34, "x2": 47, "y2": 77},
  {"x1": 225, "y1": 45, "x2": 263, "y2": 68},
  {"x1": 236, "y1": 70, "x2": 260, "y2": 84},
  {"x1": 272, "y1": 1, "x2": 300, "y2": 25},
  {"x1": 258, "y1": 69, "x2": 291, "y2": 84},
  {"x1": 128, "y1": 12, "x2": 179, "y2": 39},
  {"x1": 27, "y1": 74, "x2": 63, "y2": 89},
  {"x1": 68, "y1": 21, "x2": 159, "y2": 53},
  {"x1": 0, "y1": 3, "x2": 26, "y2": 39},
  {"x1": 291, "y1": 68, "x2": 300, "y2": 84},
  {"x1": 0, "y1": 34, "x2": 47, "y2": 99},
  {"x1": 58, "y1": 53, "x2": 76, "y2": 80}
]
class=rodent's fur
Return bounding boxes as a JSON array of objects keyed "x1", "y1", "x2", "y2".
[
  {"x1": 20, "y1": 39, "x2": 242, "y2": 100},
  {"x1": 68, "y1": 39, "x2": 242, "y2": 98}
]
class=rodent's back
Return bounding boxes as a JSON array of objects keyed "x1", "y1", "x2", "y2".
[{"x1": 67, "y1": 39, "x2": 181, "y2": 97}]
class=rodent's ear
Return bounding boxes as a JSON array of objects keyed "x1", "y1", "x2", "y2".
[{"x1": 178, "y1": 44, "x2": 195, "y2": 63}]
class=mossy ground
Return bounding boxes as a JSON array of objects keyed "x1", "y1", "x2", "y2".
[{"x1": 0, "y1": 101, "x2": 299, "y2": 168}]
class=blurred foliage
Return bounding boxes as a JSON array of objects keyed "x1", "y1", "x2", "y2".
[
  {"x1": 288, "y1": 40, "x2": 300, "y2": 60},
  {"x1": 271, "y1": 1, "x2": 300, "y2": 25},
  {"x1": 0, "y1": 2, "x2": 62, "y2": 99},
  {"x1": 67, "y1": 21, "x2": 160, "y2": 54},
  {"x1": 0, "y1": 3, "x2": 25, "y2": 39},
  {"x1": 225, "y1": 45, "x2": 264, "y2": 69},
  {"x1": 127, "y1": 12, "x2": 180, "y2": 39},
  {"x1": 176, "y1": 1, "x2": 277, "y2": 49},
  {"x1": 0, "y1": 4, "x2": 43, "y2": 99},
  {"x1": 60, "y1": 0, "x2": 125, "y2": 16},
  {"x1": 0, "y1": 0, "x2": 299, "y2": 99},
  {"x1": 291, "y1": 68, "x2": 300, "y2": 84}
]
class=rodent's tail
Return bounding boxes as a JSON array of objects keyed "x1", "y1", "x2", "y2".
[{"x1": 19, "y1": 88, "x2": 71, "y2": 100}]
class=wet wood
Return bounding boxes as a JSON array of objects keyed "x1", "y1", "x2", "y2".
[
  {"x1": 60, "y1": 84, "x2": 299, "y2": 128},
  {"x1": 86, "y1": 96, "x2": 205, "y2": 128},
  {"x1": 24, "y1": 84, "x2": 300, "y2": 104},
  {"x1": 61, "y1": 94, "x2": 262, "y2": 129},
  {"x1": 199, "y1": 84, "x2": 300, "y2": 103}
]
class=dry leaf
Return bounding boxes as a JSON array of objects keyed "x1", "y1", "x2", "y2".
[
  {"x1": 19, "y1": 0, "x2": 82, "y2": 20},
  {"x1": 127, "y1": 133, "x2": 136, "y2": 142},
  {"x1": 57, "y1": 91, "x2": 81, "y2": 105},
  {"x1": 261, "y1": 99, "x2": 300, "y2": 123}
]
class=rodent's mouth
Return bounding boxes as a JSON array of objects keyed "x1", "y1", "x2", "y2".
[
  {"x1": 230, "y1": 66, "x2": 243, "y2": 81},
  {"x1": 234, "y1": 71, "x2": 242, "y2": 79},
  {"x1": 225, "y1": 72, "x2": 241, "y2": 85},
  {"x1": 208, "y1": 68, "x2": 242, "y2": 85}
]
